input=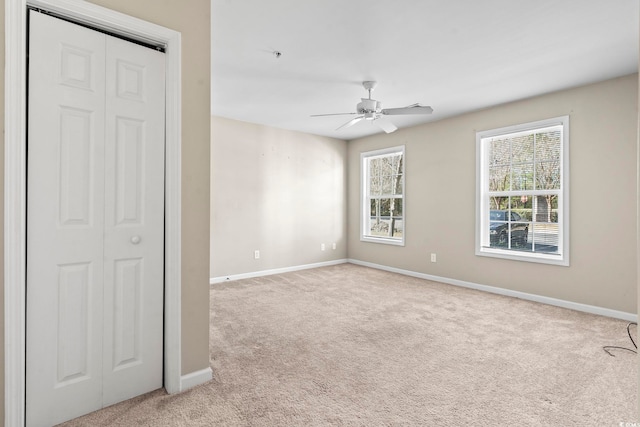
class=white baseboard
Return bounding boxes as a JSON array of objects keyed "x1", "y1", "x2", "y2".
[
  {"x1": 180, "y1": 367, "x2": 213, "y2": 392},
  {"x1": 348, "y1": 259, "x2": 638, "y2": 322},
  {"x1": 210, "y1": 259, "x2": 349, "y2": 285}
]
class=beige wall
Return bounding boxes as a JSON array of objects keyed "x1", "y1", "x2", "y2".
[
  {"x1": 0, "y1": 1, "x2": 211, "y2": 421},
  {"x1": 348, "y1": 74, "x2": 638, "y2": 314},
  {"x1": 211, "y1": 117, "x2": 347, "y2": 278}
]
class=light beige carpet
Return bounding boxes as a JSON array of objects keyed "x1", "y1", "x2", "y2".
[{"x1": 60, "y1": 263, "x2": 637, "y2": 426}]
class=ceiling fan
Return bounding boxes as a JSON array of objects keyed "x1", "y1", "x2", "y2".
[{"x1": 311, "y1": 81, "x2": 433, "y2": 133}]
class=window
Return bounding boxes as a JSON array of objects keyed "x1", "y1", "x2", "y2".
[
  {"x1": 476, "y1": 116, "x2": 569, "y2": 265},
  {"x1": 361, "y1": 146, "x2": 405, "y2": 245}
]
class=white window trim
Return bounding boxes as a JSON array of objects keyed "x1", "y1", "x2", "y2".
[
  {"x1": 5, "y1": 1, "x2": 184, "y2": 425},
  {"x1": 360, "y1": 145, "x2": 406, "y2": 246},
  {"x1": 475, "y1": 116, "x2": 570, "y2": 266}
]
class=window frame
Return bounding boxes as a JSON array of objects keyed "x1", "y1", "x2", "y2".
[
  {"x1": 360, "y1": 145, "x2": 406, "y2": 246},
  {"x1": 475, "y1": 116, "x2": 570, "y2": 266}
]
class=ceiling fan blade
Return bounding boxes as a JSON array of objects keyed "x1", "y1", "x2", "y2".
[
  {"x1": 381, "y1": 105, "x2": 433, "y2": 115},
  {"x1": 337, "y1": 116, "x2": 364, "y2": 130},
  {"x1": 310, "y1": 112, "x2": 358, "y2": 117},
  {"x1": 374, "y1": 117, "x2": 397, "y2": 133}
]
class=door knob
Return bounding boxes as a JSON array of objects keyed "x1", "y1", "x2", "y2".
[{"x1": 130, "y1": 235, "x2": 141, "y2": 244}]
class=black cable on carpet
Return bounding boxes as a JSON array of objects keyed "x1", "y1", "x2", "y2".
[{"x1": 603, "y1": 322, "x2": 637, "y2": 357}]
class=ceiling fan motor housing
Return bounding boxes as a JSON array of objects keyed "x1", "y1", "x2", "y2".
[{"x1": 357, "y1": 98, "x2": 381, "y2": 118}]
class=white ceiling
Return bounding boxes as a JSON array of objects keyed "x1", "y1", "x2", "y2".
[{"x1": 211, "y1": 0, "x2": 639, "y2": 141}]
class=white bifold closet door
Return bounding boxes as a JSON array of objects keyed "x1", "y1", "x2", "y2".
[{"x1": 26, "y1": 11, "x2": 166, "y2": 427}]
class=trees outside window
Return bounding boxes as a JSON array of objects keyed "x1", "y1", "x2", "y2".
[
  {"x1": 361, "y1": 146, "x2": 405, "y2": 246},
  {"x1": 477, "y1": 117, "x2": 569, "y2": 265}
]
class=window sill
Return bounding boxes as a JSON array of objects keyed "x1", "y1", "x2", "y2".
[
  {"x1": 361, "y1": 236, "x2": 405, "y2": 246},
  {"x1": 476, "y1": 247, "x2": 568, "y2": 266}
]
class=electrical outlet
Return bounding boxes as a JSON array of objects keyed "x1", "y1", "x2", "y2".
[
  {"x1": 254, "y1": 250, "x2": 260, "y2": 259},
  {"x1": 430, "y1": 253, "x2": 437, "y2": 263},
  {"x1": 321, "y1": 243, "x2": 325, "y2": 251},
  {"x1": 332, "y1": 242, "x2": 337, "y2": 250}
]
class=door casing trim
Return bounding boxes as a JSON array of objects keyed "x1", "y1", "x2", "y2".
[{"x1": 5, "y1": 1, "x2": 183, "y2": 425}]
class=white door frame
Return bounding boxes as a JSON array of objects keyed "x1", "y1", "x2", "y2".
[{"x1": 5, "y1": 1, "x2": 183, "y2": 425}]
